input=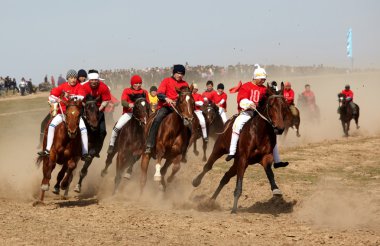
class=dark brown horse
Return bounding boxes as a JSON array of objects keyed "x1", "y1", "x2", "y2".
[
  {"x1": 338, "y1": 93, "x2": 360, "y2": 136},
  {"x1": 192, "y1": 101, "x2": 225, "y2": 161},
  {"x1": 73, "y1": 95, "x2": 101, "y2": 193},
  {"x1": 192, "y1": 83, "x2": 289, "y2": 213},
  {"x1": 101, "y1": 98, "x2": 150, "y2": 194},
  {"x1": 140, "y1": 86, "x2": 195, "y2": 192},
  {"x1": 35, "y1": 99, "x2": 83, "y2": 203}
]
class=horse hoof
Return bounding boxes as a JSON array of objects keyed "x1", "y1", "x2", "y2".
[
  {"x1": 123, "y1": 172, "x2": 132, "y2": 180},
  {"x1": 41, "y1": 184, "x2": 49, "y2": 191},
  {"x1": 32, "y1": 201, "x2": 45, "y2": 207},
  {"x1": 192, "y1": 177, "x2": 201, "y2": 187},
  {"x1": 231, "y1": 209, "x2": 237, "y2": 214},
  {"x1": 74, "y1": 184, "x2": 81, "y2": 193},
  {"x1": 202, "y1": 157, "x2": 207, "y2": 162},
  {"x1": 101, "y1": 170, "x2": 107, "y2": 177},
  {"x1": 154, "y1": 164, "x2": 161, "y2": 181},
  {"x1": 272, "y1": 189, "x2": 283, "y2": 196},
  {"x1": 52, "y1": 187, "x2": 60, "y2": 195},
  {"x1": 194, "y1": 151, "x2": 200, "y2": 156}
]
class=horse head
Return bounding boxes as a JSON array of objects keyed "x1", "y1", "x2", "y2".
[
  {"x1": 133, "y1": 97, "x2": 150, "y2": 125},
  {"x1": 175, "y1": 86, "x2": 195, "y2": 127},
  {"x1": 263, "y1": 82, "x2": 288, "y2": 135},
  {"x1": 338, "y1": 93, "x2": 346, "y2": 107},
  {"x1": 83, "y1": 95, "x2": 100, "y2": 130},
  {"x1": 202, "y1": 101, "x2": 219, "y2": 125},
  {"x1": 64, "y1": 99, "x2": 83, "y2": 139}
]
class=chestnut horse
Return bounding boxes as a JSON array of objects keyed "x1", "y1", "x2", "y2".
[
  {"x1": 192, "y1": 83, "x2": 289, "y2": 213},
  {"x1": 284, "y1": 105, "x2": 300, "y2": 138},
  {"x1": 192, "y1": 101, "x2": 224, "y2": 161},
  {"x1": 101, "y1": 98, "x2": 150, "y2": 194},
  {"x1": 140, "y1": 86, "x2": 195, "y2": 192},
  {"x1": 73, "y1": 95, "x2": 101, "y2": 193},
  {"x1": 338, "y1": 93, "x2": 360, "y2": 136},
  {"x1": 35, "y1": 99, "x2": 83, "y2": 203}
]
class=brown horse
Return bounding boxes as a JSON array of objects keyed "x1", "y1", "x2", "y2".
[
  {"x1": 192, "y1": 101, "x2": 225, "y2": 161},
  {"x1": 192, "y1": 83, "x2": 289, "y2": 213},
  {"x1": 338, "y1": 93, "x2": 360, "y2": 136},
  {"x1": 284, "y1": 104, "x2": 300, "y2": 138},
  {"x1": 101, "y1": 98, "x2": 150, "y2": 194},
  {"x1": 35, "y1": 99, "x2": 83, "y2": 203},
  {"x1": 73, "y1": 95, "x2": 101, "y2": 193},
  {"x1": 140, "y1": 86, "x2": 195, "y2": 192}
]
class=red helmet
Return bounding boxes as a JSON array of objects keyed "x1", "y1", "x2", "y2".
[
  {"x1": 130, "y1": 75, "x2": 142, "y2": 86},
  {"x1": 284, "y1": 81, "x2": 291, "y2": 87}
]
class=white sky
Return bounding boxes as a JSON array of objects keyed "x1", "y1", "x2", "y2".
[{"x1": 0, "y1": 0, "x2": 379, "y2": 82}]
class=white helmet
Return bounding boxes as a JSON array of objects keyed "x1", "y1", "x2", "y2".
[{"x1": 253, "y1": 64, "x2": 267, "y2": 79}]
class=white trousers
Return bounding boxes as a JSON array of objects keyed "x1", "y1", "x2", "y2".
[
  {"x1": 194, "y1": 110, "x2": 207, "y2": 139},
  {"x1": 229, "y1": 111, "x2": 251, "y2": 155},
  {"x1": 219, "y1": 107, "x2": 227, "y2": 124},
  {"x1": 109, "y1": 113, "x2": 132, "y2": 146},
  {"x1": 46, "y1": 114, "x2": 88, "y2": 155}
]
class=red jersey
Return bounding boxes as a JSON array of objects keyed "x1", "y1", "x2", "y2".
[
  {"x1": 157, "y1": 77, "x2": 189, "y2": 109},
  {"x1": 283, "y1": 88, "x2": 295, "y2": 105},
  {"x1": 341, "y1": 89, "x2": 354, "y2": 100},
  {"x1": 121, "y1": 88, "x2": 150, "y2": 114},
  {"x1": 202, "y1": 90, "x2": 218, "y2": 103},
  {"x1": 237, "y1": 82, "x2": 267, "y2": 111},
  {"x1": 82, "y1": 81, "x2": 111, "y2": 110},
  {"x1": 193, "y1": 92, "x2": 204, "y2": 111},
  {"x1": 215, "y1": 92, "x2": 227, "y2": 109},
  {"x1": 104, "y1": 94, "x2": 119, "y2": 113},
  {"x1": 301, "y1": 90, "x2": 316, "y2": 105},
  {"x1": 50, "y1": 82, "x2": 86, "y2": 114}
]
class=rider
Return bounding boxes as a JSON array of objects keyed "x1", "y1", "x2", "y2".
[
  {"x1": 82, "y1": 70, "x2": 111, "y2": 157},
  {"x1": 301, "y1": 84, "x2": 316, "y2": 111},
  {"x1": 77, "y1": 69, "x2": 87, "y2": 83},
  {"x1": 148, "y1": 85, "x2": 158, "y2": 113},
  {"x1": 37, "y1": 69, "x2": 90, "y2": 161},
  {"x1": 340, "y1": 84, "x2": 357, "y2": 115},
  {"x1": 145, "y1": 64, "x2": 189, "y2": 154},
  {"x1": 107, "y1": 75, "x2": 150, "y2": 154},
  {"x1": 214, "y1": 83, "x2": 228, "y2": 123},
  {"x1": 225, "y1": 65, "x2": 288, "y2": 168},
  {"x1": 283, "y1": 81, "x2": 297, "y2": 117},
  {"x1": 202, "y1": 80, "x2": 218, "y2": 103},
  {"x1": 192, "y1": 83, "x2": 208, "y2": 142}
]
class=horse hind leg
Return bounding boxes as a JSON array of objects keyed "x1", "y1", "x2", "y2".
[
  {"x1": 193, "y1": 139, "x2": 199, "y2": 156},
  {"x1": 211, "y1": 161, "x2": 238, "y2": 200},
  {"x1": 159, "y1": 158, "x2": 173, "y2": 191},
  {"x1": 231, "y1": 158, "x2": 248, "y2": 214},
  {"x1": 264, "y1": 164, "x2": 282, "y2": 196},
  {"x1": 53, "y1": 165, "x2": 67, "y2": 195}
]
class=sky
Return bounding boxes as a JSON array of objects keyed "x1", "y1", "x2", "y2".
[{"x1": 0, "y1": 0, "x2": 379, "y2": 83}]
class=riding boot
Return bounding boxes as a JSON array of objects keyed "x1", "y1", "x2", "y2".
[{"x1": 145, "y1": 120, "x2": 160, "y2": 153}]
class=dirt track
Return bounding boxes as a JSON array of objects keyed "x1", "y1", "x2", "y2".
[{"x1": 0, "y1": 73, "x2": 380, "y2": 245}]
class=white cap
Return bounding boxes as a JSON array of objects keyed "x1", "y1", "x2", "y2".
[
  {"x1": 193, "y1": 83, "x2": 198, "y2": 89},
  {"x1": 253, "y1": 65, "x2": 267, "y2": 79},
  {"x1": 88, "y1": 73, "x2": 100, "y2": 80}
]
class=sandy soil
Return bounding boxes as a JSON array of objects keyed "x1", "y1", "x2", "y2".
[{"x1": 0, "y1": 72, "x2": 379, "y2": 245}]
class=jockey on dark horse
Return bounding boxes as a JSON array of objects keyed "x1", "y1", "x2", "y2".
[
  {"x1": 82, "y1": 70, "x2": 111, "y2": 157},
  {"x1": 192, "y1": 83, "x2": 208, "y2": 142},
  {"x1": 339, "y1": 84, "x2": 358, "y2": 116},
  {"x1": 37, "y1": 69, "x2": 90, "y2": 161},
  {"x1": 145, "y1": 64, "x2": 189, "y2": 154},
  {"x1": 106, "y1": 75, "x2": 150, "y2": 154},
  {"x1": 225, "y1": 65, "x2": 288, "y2": 168}
]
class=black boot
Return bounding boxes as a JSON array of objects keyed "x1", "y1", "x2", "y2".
[
  {"x1": 274, "y1": 162, "x2": 289, "y2": 168},
  {"x1": 225, "y1": 155, "x2": 235, "y2": 161}
]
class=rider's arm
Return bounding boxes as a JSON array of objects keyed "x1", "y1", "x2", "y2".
[
  {"x1": 195, "y1": 100, "x2": 204, "y2": 106},
  {"x1": 239, "y1": 99, "x2": 254, "y2": 110},
  {"x1": 99, "y1": 101, "x2": 109, "y2": 111}
]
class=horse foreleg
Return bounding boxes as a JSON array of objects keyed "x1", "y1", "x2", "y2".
[
  {"x1": 341, "y1": 120, "x2": 348, "y2": 137},
  {"x1": 140, "y1": 154, "x2": 150, "y2": 194},
  {"x1": 74, "y1": 158, "x2": 93, "y2": 193},
  {"x1": 193, "y1": 139, "x2": 199, "y2": 156},
  {"x1": 231, "y1": 158, "x2": 248, "y2": 214},
  {"x1": 192, "y1": 144, "x2": 228, "y2": 187},
  {"x1": 53, "y1": 165, "x2": 67, "y2": 195},
  {"x1": 167, "y1": 155, "x2": 182, "y2": 184},
  {"x1": 202, "y1": 139, "x2": 208, "y2": 162},
  {"x1": 262, "y1": 155, "x2": 282, "y2": 196},
  {"x1": 114, "y1": 155, "x2": 127, "y2": 195},
  {"x1": 211, "y1": 161, "x2": 238, "y2": 200},
  {"x1": 41, "y1": 158, "x2": 56, "y2": 195},
  {"x1": 101, "y1": 151, "x2": 117, "y2": 177},
  {"x1": 159, "y1": 158, "x2": 173, "y2": 191}
]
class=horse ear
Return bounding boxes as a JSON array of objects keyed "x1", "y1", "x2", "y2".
[
  {"x1": 267, "y1": 83, "x2": 274, "y2": 95},
  {"x1": 280, "y1": 82, "x2": 284, "y2": 92}
]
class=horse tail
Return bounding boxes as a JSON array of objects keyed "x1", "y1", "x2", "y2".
[{"x1": 35, "y1": 156, "x2": 44, "y2": 168}]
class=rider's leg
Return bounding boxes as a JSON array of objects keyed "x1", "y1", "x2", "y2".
[
  {"x1": 107, "y1": 113, "x2": 132, "y2": 153},
  {"x1": 194, "y1": 110, "x2": 207, "y2": 140},
  {"x1": 79, "y1": 118, "x2": 89, "y2": 157},
  {"x1": 349, "y1": 101, "x2": 357, "y2": 115},
  {"x1": 145, "y1": 107, "x2": 172, "y2": 153},
  {"x1": 219, "y1": 107, "x2": 228, "y2": 124},
  {"x1": 97, "y1": 112, "x2": 107, "y2": 155},
  {"x1": 38, "y1": 114, "x2": 63, "y2": 156},
  {"x1": 226, "y1": 111, "x2": 252, "y2": 161},
  {"x1": 273, "y1": 143, "x2": 289, "y2": 168}
]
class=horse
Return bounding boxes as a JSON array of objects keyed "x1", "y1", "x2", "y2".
[
  {"x1": 140, "y1": 85, "x2": 195, "y2": 192},
  {"x1": 100, "y1": 98, "x2": 150, "y2": 194},
  {"x1": 338, "y1": 93, "x2": 360, "y2": 136},
  {"x1": 192, "y1": 82, "x2": 289, "y2": 213},
  {"x1": 38, "y1": 102, "x2": 59, "y2": 149},
  {"x1": 73, "y1": 95, "x2": 101, "y2": 193},
  {"x1": 192, "y1": 101, "x2": 224, "y2": 161},
  {"x1": 297, "y1": 94, "x2": 320, "y2": 123},
  {"x1": 284, "y1": 104, "x2": 301, "y2": 138},
  {"x1": 35, "y1": 99, "x2": 83, "y2": 203}
]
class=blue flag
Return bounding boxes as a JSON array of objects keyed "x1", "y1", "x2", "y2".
[{"x1": 347, "y1": 28, "x2": 353, "y2": 58}]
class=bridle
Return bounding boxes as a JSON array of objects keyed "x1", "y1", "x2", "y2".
[
  {"x1": 171, "y1": 91, "x2": 194, "y2": 124},
  {"x1": 254, "y1": 94, "x2": 285, "y2": 129},
  {"x1": 132, "y1": 98, "x2": 148, "y2": 126}
]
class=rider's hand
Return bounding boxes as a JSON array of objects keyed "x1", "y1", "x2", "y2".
[
  {"x1": 250, "y1": 103, "x2": 256, "y2": 109},
  {"x1": 129, "y1": 103, "x2": 134, "y2": 108},
  {"x1": 165, "y1": 97, "x2": 174, "y2": 105}
]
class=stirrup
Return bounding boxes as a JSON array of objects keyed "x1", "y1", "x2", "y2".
[
  {"x1": 225, "y1": 155, "x2": 235, "y2": 161},
  {"x1": 144, "y1": 147, "x2": 152, "y2": 154},
  {"x1": 38, "y1": 150, "x2": 50, "y2": 157}
]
